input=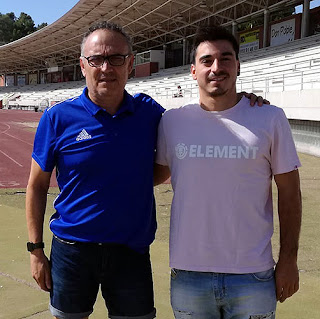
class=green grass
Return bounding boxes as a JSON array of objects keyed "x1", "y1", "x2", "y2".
[{"x1": 0, "y1": 152, "x2": 319, "y2": 318}]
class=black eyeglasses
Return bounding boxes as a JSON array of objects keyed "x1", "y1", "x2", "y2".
[{"x1": 83, "y1": 54, "x2": 130, "y2": 67}]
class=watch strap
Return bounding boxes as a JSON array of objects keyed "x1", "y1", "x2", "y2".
[{"x1": 27, "y1": 242, "x2": 45, "y2": 252}]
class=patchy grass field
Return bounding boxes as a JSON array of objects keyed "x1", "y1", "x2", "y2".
[{"x1": 0, "y1": 152, "x2": 319, "y2": 318}]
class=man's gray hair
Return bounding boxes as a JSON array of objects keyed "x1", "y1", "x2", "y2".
[{"x1": 81, "y1": 21, "x2": 133, "y2": 55}]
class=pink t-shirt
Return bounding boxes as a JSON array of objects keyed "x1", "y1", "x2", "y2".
[{"x1": 156, "y1": 96, "x2": 301, "y2": 273}]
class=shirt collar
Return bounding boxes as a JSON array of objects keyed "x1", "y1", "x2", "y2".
[{"x1": 80, "y1": 87, "x2": 135, "y2": 117}]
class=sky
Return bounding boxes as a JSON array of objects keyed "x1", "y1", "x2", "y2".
[
  {"x1": 1, "y1": 0, "x2": 320, "y2": 27},
  {"x1": 296, "y1": 0, "x2": 320, "y2": 13},
  {"x1": 0, "y1": 0, "x2": 79, "y2": 26}
]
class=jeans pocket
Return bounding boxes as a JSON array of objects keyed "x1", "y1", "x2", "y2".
[{"x1": 252, "y1": 268, "x2": 274, "y2": 282}]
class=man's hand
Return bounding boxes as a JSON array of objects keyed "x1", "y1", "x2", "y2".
[
  {"x1": 30, "y1": 249, "x2": 52, "y2": 292},
  {"x1": 275, "y1": 258, "x2": 299, "y2": 303},
  {"x1": 239, "y1": 91, "x2": 270, "y2": 106},
  {"x1": 154, "y1": 163, "x2": 171, "y2": 186}
]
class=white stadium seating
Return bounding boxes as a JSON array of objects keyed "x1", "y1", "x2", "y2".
[{"x1": 1, "y1": 33, "x2": 320, "y2": 120}]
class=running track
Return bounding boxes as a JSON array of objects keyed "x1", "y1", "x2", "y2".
[{"x1": 0, "y1": 109, "x2": 57, "y2": 188}]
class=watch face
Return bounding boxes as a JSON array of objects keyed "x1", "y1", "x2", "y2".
[
  {"x1": 27, "y1": 242, "x2": 44, "y2": 251},
  {"x1": 27, "y1": 242, "x2": 35, "y2": 251}
]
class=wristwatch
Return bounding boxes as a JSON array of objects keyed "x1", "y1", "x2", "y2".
[{"x1": 27, "y1": 242, "x2": 44, "y2": 252}]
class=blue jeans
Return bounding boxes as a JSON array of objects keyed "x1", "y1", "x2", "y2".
[
  {"x1": 171, "y1": 268, "x2": 276, "y2": 319},
  {"x1": 50, "y1": 235, "x2": 156, "y2": 319}
]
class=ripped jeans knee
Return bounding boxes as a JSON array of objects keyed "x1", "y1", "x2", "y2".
[{"x1": 250, "y1": 312, "x2": 275, "y2": 319}]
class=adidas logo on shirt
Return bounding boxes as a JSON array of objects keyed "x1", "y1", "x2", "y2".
[{"x1": 76, "y1": 129, "x2": 92, "y2": 141}]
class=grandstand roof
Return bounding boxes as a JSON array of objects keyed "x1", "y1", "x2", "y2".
[{"x1": 0, "y1": 0, "x2": 303, "y2": 75}]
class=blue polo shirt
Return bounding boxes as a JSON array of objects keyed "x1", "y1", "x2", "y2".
[{"x1": 33, "y1": 88, "x2": 165, "y2": 251}]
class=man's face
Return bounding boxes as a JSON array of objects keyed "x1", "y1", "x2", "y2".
[
  {"x1": 191, "y1": 40, "x2": 240, "y2": 98},
  {"x1": 80, "y1": 29, "x2": 134, "y2": 103}
]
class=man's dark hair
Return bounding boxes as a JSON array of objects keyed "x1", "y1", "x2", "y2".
[
  {"x1": 81, "y1": 21, "x2": 133, "y2": 55},
  {"x1": 191, "y1": 25, "x2": 239, "y2": 63}
]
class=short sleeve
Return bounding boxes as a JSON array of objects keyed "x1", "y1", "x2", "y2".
[
  {"x1": 32, "y1": 110, "x2": 57, "y2": 172},
  {"x1": 271, "y1": 108, "x2": 301, "y2": 175},
  {"x1": 155, "y1": 116, "x2": 168, "y2": 166}
]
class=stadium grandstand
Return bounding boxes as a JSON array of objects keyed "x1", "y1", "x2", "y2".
[{"x1": 0, "y1": 0, "x2": 320, "y2": 156}]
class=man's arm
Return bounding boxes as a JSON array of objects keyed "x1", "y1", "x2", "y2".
[
  {"x1": 26, "y1": 159, "x2": 52, "y2": 292},
  {"x1": 154, "y1": 163, "x2": 171, "y2": 186},
  {"x1": 274, "y1": 169, "x2": 302, "y2": 303}
]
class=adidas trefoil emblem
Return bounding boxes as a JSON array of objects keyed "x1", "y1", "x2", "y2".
[{"x1": 76, "y1": 129, "x2": 92, "y2": 141}]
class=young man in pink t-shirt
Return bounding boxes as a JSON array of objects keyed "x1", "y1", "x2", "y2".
[{"x1": 155, "y1": 25, "x2": 302, "y2": 319}]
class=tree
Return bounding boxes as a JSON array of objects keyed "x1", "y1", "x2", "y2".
[
  {"x1": 0, "y1": 12, "x2": 15, "y2": 44},
  {"x1": 36, "y1": 22, "x2": 48, "y2": 30},
  {"x1": 0, "y1": 12, "x2": 47, "y2": 44},
  {"x1": 12, "y1": 13, "x2": 36, "y2": 41}
]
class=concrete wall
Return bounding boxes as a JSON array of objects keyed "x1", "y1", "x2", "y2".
[
  {"x1": 156, "y1": 88, "x2": 320, "y2": 121},
  {"x1": 153, "y1": 96, "x2": 192, "y2": 109},
  {"x1": 292, "y1": 131, "x2": 320, "y2": 157},
  {"x1": 154, "y1": 90, "x2": 320, "y2": 158},
  {"x1": 266, "y1": 89, "x2": 320, "y2": 121}
]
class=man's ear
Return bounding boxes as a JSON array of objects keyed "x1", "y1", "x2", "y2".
[
  {"x1": 80, "y1": 57, "x2": 86, "y2": 77},
  {"x1": 237, "y1": 70, "x2": 240, "y2": 76},
  {"x1": 237, "y1": 61, "x2": 240, "y2": 76},
  {"x1": 191, "y1": 64, "x2": 197, "y2": 80}
]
